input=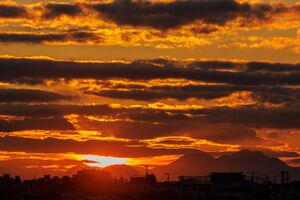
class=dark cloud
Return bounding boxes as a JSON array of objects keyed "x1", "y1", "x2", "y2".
[
  {"x1": 0, "y1": 1, "x2": 296, "y2": 31},
  {"x1": 1, "y1": 104, "x2": 300, "y2": 130},
  {"x1": 89, "y1": 86, "x2": 232, "y2": 101},
  {"x1": 189, "y1": 26, "x2": 219, "y2": 34},
  {"x1": 155, "y1": 139, "x2": 194, "y2": 146},
  {"x1": 77, "y1": 115, "x2": 263, "y2": 144},
  {"x1": 0, "y1": 117, "x2": 75, "y2": 132},
  {"x1": 189, "y1": 60, "x2": 300, "y2": 73},
  {"x1": 0, "y1": 136, "x2": 203, "y2": 158},
  {"x1": 196, "y1": 107, "x2": 300, "y2": 129},
  {"x1": 0, "y1": 33, "x2": 65, "y2": 43},
  {"x1": 42, "y1": 3, "x2": 82, "y2": 19},
  {"x1": 0, "y1": 31, "x2": 100, "y2": 44},
  {"x1": 210, "y1": 150, "x2": 300, "y2": 158},
  {"x1": 0, "y1": 4, "x2": 27, "y2": 18},
  {"x1": 92, "y1": 0, "x2": 286, "y2": 30},
  {"x1": 0, "y1": 88, "x2": 72, "y2": 102},
  {"x1": 188, "y1": 60, "x2": 239, "y2": 71},
  {"x1": 2, "y1": 58, "x2": 300, "y2": 86},
  {"x1": 87, "y1": 84, "x2": 300, "y2": 103},
  {"x1": 0, "y1": 104, "x2": 120, "y2": 117},
  {"x1": 0, "y1": 58, "x2": 182, "y2": 82},
  {"x1": 245, "y1": 62, "x2": 300, "y2": 72}
]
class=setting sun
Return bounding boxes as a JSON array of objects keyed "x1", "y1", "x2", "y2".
[{"x1": 82, "y1": 155, "x2": 128, "y2": 167}]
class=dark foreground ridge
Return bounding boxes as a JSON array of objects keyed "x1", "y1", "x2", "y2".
[{"x1": 0, "y1": 169, "x2": 300, "y2": 200}]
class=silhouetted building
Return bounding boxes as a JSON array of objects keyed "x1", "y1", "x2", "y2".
[
  {"x1": 0, "y1": 171, "x2": 299, "y2": 200},
  {"x1": 210, "y1": 172, "x2": 255, "y2": 200},
  {"x1": 130, "y1": 173, "x2": 157, "y2": 184},
  {"x1": 179, "y1": 175, "x2": 209, "y2": 184}
]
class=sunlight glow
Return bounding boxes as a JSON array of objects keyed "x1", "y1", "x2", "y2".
[{"x1": 82, "y1": 155, "x2": 128, "y2": 167}]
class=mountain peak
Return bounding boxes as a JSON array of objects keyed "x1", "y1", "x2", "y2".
[
  {"x1": 103, "y1": 164, "x2": 140, "y2": 178},
  {"x1": 154, "y1": 150, "x2": 293, "y2": 180}
]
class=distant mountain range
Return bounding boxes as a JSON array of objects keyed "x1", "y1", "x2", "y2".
[
  {"x1": 2, "y1": 150, "x2": 300, "y2": 181},
  {"x1": 152, "y1": 150, "x2": 300, "y2": 181},
  {"x1": 93, "y1": 150, "x2": 300, "y2": 181}
]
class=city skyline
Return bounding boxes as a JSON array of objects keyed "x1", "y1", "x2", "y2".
[{"x1": 0, "y1": 0, "x2": 300, "y2": 179}]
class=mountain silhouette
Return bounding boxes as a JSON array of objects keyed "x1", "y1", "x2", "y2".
[
  {"x1": 153, "y1": 152, "x2": 217, "y2": 176},
  {"x1": 103, "y1": 164, "x2": 141, "y2": 179},
  {"x1": 153, "y1": 150, "x2": 300, "y2": 180},
  {"x1": 217, "y1": 150, "x2": 291, "y2": 173}
]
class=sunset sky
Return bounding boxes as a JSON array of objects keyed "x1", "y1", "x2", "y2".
[{"x1": 1, "y1": 0, "x2": 300, "y2": 178}]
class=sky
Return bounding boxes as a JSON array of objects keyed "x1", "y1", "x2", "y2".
[{"x1": 0, "y1": 0, "x2": 300, "y2": 178}]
